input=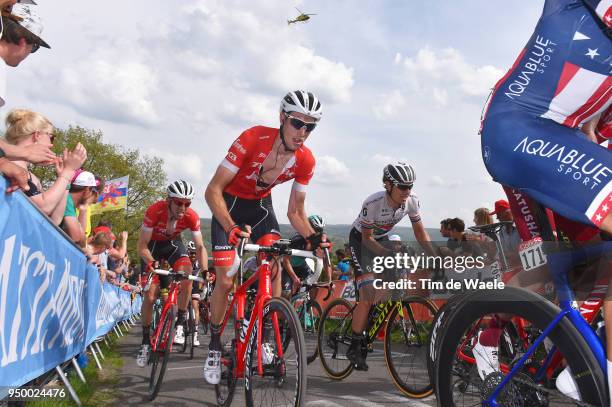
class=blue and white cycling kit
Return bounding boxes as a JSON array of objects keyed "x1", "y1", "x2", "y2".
[{"x1": 481, "y1": 0, "x2": 611, "y2": 228}]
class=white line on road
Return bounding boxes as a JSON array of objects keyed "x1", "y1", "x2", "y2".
[
  {"x1": 307, "y1": 400, "x2": 345, "y2": 407},
  {"x1": 338, "y1": 395, "x2": 388, "y2": 407},
  {"x1": 370, "y1": 390, "x2": 434, "y2": 406},
  {"x1": 167, "y1": 365, "x2": 202, "y2": 371}
]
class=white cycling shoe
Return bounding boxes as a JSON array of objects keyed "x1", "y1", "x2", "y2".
[
  {"x1": 136, "y1": 344, "x2": 150, "y2": 368},
  {"x1": 174, "y1": 324, "x2": 185, "y2": 345},
  {"x1": 556, "y1": 367, "x2": 581, "y2": 401},
  {"x1": 472, "y1": 330, "x2": 500, "y2": 380},
  {"x1": 204, "y1": 350, "x2": 222, "y2": 384},
  {"x1": 193, "y1": 332, "x2": 200, "y2": 347}
]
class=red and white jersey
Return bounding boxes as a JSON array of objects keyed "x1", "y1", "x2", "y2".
[
  {"x1": 220, "y1": 126, "x2": 316, "y2": 200},
  {"x1": 142, "y1": 200, "x2": 201, "y2": 241}
]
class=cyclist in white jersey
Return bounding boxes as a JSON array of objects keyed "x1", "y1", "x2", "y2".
[{"x1": 346, "y1": 162, "x2": 436, "y2": 371}]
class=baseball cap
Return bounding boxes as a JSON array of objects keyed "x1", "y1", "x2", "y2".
[
  {"x1": 388, "y1": 234, "x2": 402, "y2": 242},
  {"x1": 8, "y1": 3, "x2": 49, "y2": 48},
  {"x1": 72, "y1": 171, "x2": 97, "y2": 187},
  {"x1": 490, "y1": 199, "x2": 511, "y2": 215}
]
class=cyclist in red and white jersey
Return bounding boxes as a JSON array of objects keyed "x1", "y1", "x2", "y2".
[
  {"x1": 135, "y1": 180, "x2": 208, "y2": 367},
  {"x1": 203, "y1": 90, "x2": 330, "y2": 384}
]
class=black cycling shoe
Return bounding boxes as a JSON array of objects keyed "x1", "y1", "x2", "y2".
[{"x1": 346, "y1": 341, "x2": 369, "y2": 371}]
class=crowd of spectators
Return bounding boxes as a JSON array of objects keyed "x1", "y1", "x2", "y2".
[{"x1": 0, "y1": 1, "x2": 135, "y2": 290}]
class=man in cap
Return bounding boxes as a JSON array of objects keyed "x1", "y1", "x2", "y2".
[
  {"x1": 490, "y1": 199, "x2": 521, "y2": 262},
  {"x1": 62, "y1": 170, "x2": 100, "y2": 245}
]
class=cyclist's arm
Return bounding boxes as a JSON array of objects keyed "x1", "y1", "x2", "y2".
[
  {"x1": 281, "y1": 256, "x2": 301, "y2": 292},
  {"x1": 193, "y1": 232, "x2": 209, "y2": 272},
  {"x1": 287, "y1": 188, "x2": 315, "y2": 238},
  {"x1": 361, "y1": 228, "x2": 391, "y2": 256},
  {"x1": 137, "y1": 227, "x2": 155, "y2": 266},
  {"x1": 412, "y1": 220, "x2": 437, "y2": 256},
  {"x1": 205, "y1": 165, "x2": 238, "y2": 233}
]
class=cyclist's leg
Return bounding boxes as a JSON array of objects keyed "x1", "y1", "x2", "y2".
[{"x1": 347, "y1": 229, "x2": 375, "y2": 371}]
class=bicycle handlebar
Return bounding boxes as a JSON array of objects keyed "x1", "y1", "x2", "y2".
[{"x1": 152, "y1": 269, "x2": 205, "y2": 283}]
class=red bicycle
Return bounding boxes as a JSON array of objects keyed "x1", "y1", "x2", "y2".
[
  {"x1": 147, "y1": 269, "x2": 204, "y2": 401},
  {"x1": 215, "y1": 239, "x2": 327, "y2": 407}
]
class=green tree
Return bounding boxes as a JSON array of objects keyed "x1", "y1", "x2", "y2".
[{"x1": 32, "y1": 126, "x2": 167, "y2": 260}]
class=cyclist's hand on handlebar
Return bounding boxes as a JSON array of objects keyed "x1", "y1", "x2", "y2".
[
  {"x1": 307, "y1": 232, "x2": 332, "y2": 252},
  {"x1": 227, "y1": 224, "x2": 251, "y2": 245}
]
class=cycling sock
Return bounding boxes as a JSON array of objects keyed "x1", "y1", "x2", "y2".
[
  {"x1": 142, "y1": 326, "x2": 150, "y2": 345},
  {"x1": 608, "y1": 360, "x2": 612, "y2": 402},
  {"x1": 177, "y1": 309, "x2": 187, "y2": 324},
  {"x1": 209, "y1": 323, "x2": 222, "y2": 351}
]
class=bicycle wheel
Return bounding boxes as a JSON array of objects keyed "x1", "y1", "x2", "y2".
[
  {"x1": 317, "y1": 298, "x2": 354, "y2": 380},
  {"x1": 245, "y1": 297, "x2": 306, "y2": 407},
  {"x1": 200, "y1": 300, "x2": 210, "y2": 335},
  {"x1": 180, "y1": 302, "x2": 192, "y2": 354},
  {"x1": 148, "y1": 306, "x2": 176, "y2": 401},
  {"x1": 188, "y1": 301, "x2": 196, "y2": 359},
  {"x1": 303, "y1": 299, "x2": 322, "y2": 364},
  {"x1": 215, "y1": 338, "x2": 238, "y2": 407},
  {"x1": 427, "y1": 292, "x2": 469, "y2": 391},
  {"x1": 384, "y1": 296, "x2": 438, "y2": 398},
  {"x1": 435, "y1": 287, "x2": 607, "y2": 406}
]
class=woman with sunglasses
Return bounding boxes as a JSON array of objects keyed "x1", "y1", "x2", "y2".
[
  {"x1": 136, "y1": 180, "x2": 209, "y2": 368},
  {"x1": 3, "y1": 108, "x2": 86, "y2": 225},
  {"x1": 203, "y1": 90, "x2": 331, "y2": 384},
  {"x1": 345, "y1": 161, "x2": 436, "y2": 371}
]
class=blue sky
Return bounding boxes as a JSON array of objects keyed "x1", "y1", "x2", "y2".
[{"x1": 5, "y1": 0, "x2": 545, "y2": 228}]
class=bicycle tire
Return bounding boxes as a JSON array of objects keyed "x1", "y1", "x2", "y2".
[
  {"x1": 384, "y1": 296, "x2": 438, "y2": 398},
  {"x1": 245, "y1": 297, "x2": 306, "y2": 407},
  {"x1": 189, "y1": 301, "x2": 196, "y2": 359},
  {"x1": 200, "y1": 300, "x2": 210, "y2": 335},
  {"x1": 435, "y1": 287, "x2": 607, "y2": 406},
  {"x1": 215, "y1": 339, "x2": 238, "y2": 407},
  {"x1": 426, "y1": 292, "x2": 469, "y2": 391},
  {"x1": 148, "y1": 305, "x2": 176, "y2": 401},
  {"x1": 303, "y1": 299, "x2": 323, "y2": 365},
  {"x1": 317, "y1": 298, "x2": 354, "y2": 380},
  {"x1": 180, "y1": 302, "x2": 191, "y2": 354}
]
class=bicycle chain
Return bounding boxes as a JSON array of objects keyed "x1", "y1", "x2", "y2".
[{"x1": 508, "y1": 373, "x2": 598, "y2": 407}]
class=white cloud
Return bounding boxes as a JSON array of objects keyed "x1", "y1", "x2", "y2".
[
  {"x1": 372, "y1": 90, "x2": 406, "y2": 119},
  {"x1": 428, "y1": 175, "x2": 463, "y2": 188},
  {"x1": 313, "y1": 155, "x2": 350, "y2": 185},
  {"x1": 397, "y1": 47, "x2": 503, "y2": 106},
  {"x1": 146, "y1": 149, "x2": 205, "y2": 183}
]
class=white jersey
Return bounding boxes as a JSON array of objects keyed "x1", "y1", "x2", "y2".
[{"x1": 351, "y1": 191, "x2": 421, "y2": 238}]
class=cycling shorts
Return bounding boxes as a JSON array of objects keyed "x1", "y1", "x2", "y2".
[
  {"x1": 282, "y1": 262, "x2": 316, "y2": 291},
  {"x1": 348, "y1": 227, "x2": 389, "y2": 279},
  {"x1": 140, "y1": 238, "x2": 190, "y2": 289},
  {"x1": 211, "y1": 192, "x2": 281, "y2": 267},
  {"x1": 482, "y1": 111, "x2": 611, "y2": 229}
]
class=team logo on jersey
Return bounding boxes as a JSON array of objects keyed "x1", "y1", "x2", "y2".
[
  {"x1": 505, "y1": 36, "x2": 556, "y2": 100},
  {"x1": 483, "y1": 146, "x2": 492, "y2": 164},
  {"x1": 258, "y1": 153, "x2": 267, "y2": 158},
  {"x1": 514, "y1": 136, "x2": 610, "y2": 190},
  {"x1": 227, "y1": 152, "x2": 237, "y2": 162},
  {"x1": 232, "y1": 140, "x2": 246, "y2": 154}
]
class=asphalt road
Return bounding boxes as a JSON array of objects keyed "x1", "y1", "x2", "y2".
[{"x1": 115, "y1": 321, "x2": 437, "y2": 407}]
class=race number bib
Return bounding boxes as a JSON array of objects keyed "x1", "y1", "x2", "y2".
[{"x1": 519, "y1": 237, "x2": 547, "y2": 271}]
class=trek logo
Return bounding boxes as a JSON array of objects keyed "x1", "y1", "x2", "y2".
[
  {"x1": 514, "y1": 136, "x2": 611, "y2": 189},
  {"x1": 505, "y1": 36, "x2": 556, "y2": 100},
  {"x1": 232, "y1": 140, "x2": 246, "y2": 155}
]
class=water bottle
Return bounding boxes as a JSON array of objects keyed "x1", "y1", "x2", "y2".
[{"x1": 240, "y1": 318, "x2": 250, "y2": 342}]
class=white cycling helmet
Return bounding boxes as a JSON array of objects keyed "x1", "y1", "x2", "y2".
[
  {"x1": 383, "y1": 162, "x2": 416, "y2": 187},
  {"x1": 167, "y1": 180, "x2": 195, "y2": 200},
  {"x1": 280, "y1": 90, "x2": 323, "y2": 121},
  {"x1": 388, "y1": 234, "x2": 402, "y2": 242},
  {"x1": 187, "y1": 241, "x2": 196, "y2": 252}
]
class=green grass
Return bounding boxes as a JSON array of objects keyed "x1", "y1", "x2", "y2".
[{"x1": 28, "y1": 333, "x2": 125, "y2": 407}]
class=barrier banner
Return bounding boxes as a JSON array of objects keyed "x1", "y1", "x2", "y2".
[{"x1": 0, "y1": 181, "x2": 140, "y2": 390}]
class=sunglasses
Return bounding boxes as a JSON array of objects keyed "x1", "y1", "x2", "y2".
[
  {"x1": 31, "y1": 42, "x2": 40, "y2": 54},
  {"x1": 286, "y1": 115, "x2": 317, "y2": 132},
  {"x1": 172, "y1": 199, "x2": 191, "y2": 208},
  {"x1": 395, "y1": 184, "x2": 413, "y2": 191}
]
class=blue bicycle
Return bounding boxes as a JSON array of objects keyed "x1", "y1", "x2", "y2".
[{"x1": 433, "y1": 219, "x2": 611, "y2": 406}]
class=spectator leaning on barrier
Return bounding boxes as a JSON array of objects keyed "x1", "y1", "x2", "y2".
[
  {"x1": 4, "y1": 109, "x2": 87, "y2": 224},
  {"x1": 62, "y1": 170, "x2": 99, "y2": 245},
  {"x1": 490, "y1": 199, "x2": 521, "y2": 261}
]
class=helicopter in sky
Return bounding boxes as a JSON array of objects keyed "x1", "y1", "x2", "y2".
[{"x1": 287, "y1": 7, "x2": 316, "y2": 25}]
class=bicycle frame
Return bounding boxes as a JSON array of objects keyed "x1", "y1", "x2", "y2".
[
  {"x1": 150, "y1": 278, "x2": 181, "y2": 353},
  {"x1": 484, "y1": 242, "x2": 611, "y2": 406}
]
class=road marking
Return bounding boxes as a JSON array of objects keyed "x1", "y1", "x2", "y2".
[
  {"x1": 338, "y1": 395, "x2": 387, "y2": 407},
  {"x1": 307, "y1": 400, "x2": 345, "y2": 407},
  {"x1": 370, "y1": 390, "x2": 434, "y2": 406},
  {"x1": 167, "y1": 365, "x2": 202, "y2": 371}
]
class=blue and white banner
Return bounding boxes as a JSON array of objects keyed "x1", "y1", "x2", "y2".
[{"x1": 0, "y1": 180, "x2": 140, "y2": 389}]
